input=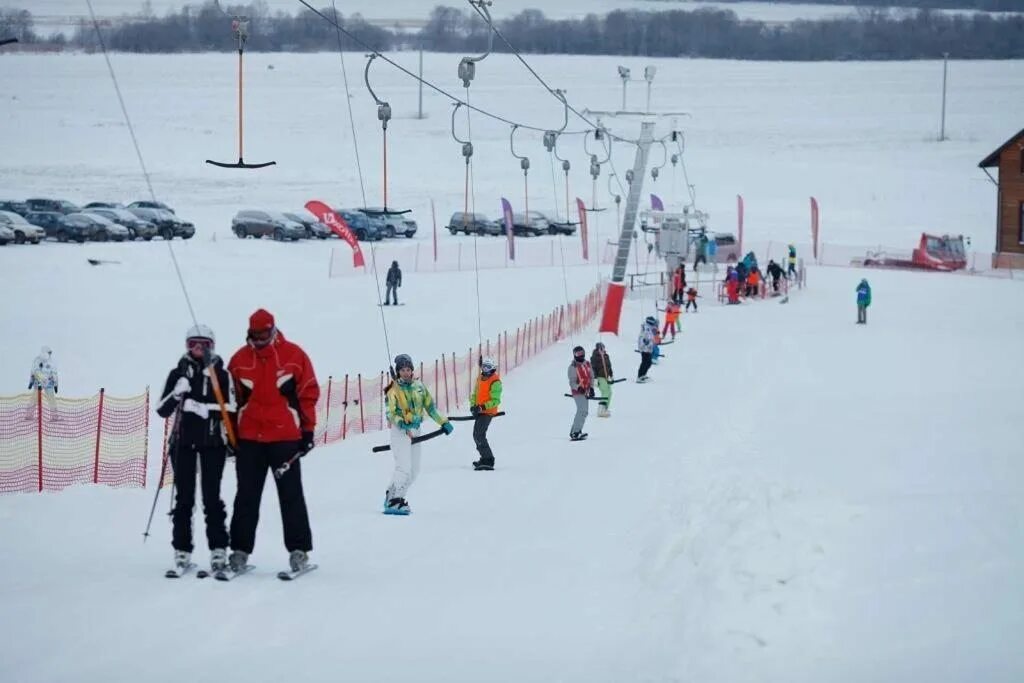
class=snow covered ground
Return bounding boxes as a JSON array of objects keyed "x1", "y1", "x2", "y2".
[{"x1": 1, "y1": 52, "x2": 1023, "y2": 682}]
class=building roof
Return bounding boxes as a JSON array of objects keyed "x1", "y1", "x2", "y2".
[{"x1": 978, "y1": 127, "x2": 1024, "y2": 168}]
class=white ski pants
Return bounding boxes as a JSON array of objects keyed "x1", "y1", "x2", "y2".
[
  {"x1": 23, "y1": 388, "x2": 58, "y2": 422},
  {"x1": 387, "y1": 424, "x2": 422, "y2": 500}
]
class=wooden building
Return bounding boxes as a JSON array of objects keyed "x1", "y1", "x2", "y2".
[{"x1": 979, "y1": 128, "x2": 1024, "y2": 269}]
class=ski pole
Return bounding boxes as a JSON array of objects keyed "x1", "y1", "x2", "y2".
[
  {"x1": 564, "y1": 394, "x2": 606, "y2": 400},
  {"x1": 447, "y1": 411, "x2": 506, "y2": 422},
  {"x1": 143, "y1": 403, "x2": 181, "y2": 542},
  {"x1": 273, "y1": 446, "x2": 312, "y2": 480},
  {"x1": 371, "y1": 427, "x2": 448, "y2": 453}
]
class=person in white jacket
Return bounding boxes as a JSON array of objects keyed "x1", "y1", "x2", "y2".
[
  {"x1": 25, "y1": 346, "x2": 59, "y2": 421},
  {"x1": 636, "y1": 317, "x2": 656, "y2": 383}
]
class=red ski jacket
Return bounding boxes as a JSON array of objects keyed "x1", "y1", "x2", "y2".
[{"x1": 228, "y1": 330, "x2": 319, "y2": 443}]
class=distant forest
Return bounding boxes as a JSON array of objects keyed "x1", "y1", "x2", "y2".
[
  {"x1": 653, "y1": 0, "x2": 1023, "y2": 10},
  {"x1": 1, "y1": 3, "x2": 1022, "y2": 59}
]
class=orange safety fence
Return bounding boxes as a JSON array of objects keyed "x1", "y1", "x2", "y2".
[{"x1": 0, "y1": 388, "x2": 149, "y2": 494}]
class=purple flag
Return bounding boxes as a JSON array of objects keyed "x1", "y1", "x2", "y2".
[
  {"x1": 501, "y1": 197, "x2": 515, "y2": 260},
  {"x1": 650, "y1": 194, "x2": 664, "y2": 211}
]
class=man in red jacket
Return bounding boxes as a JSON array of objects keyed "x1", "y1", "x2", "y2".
[{"x1": 226, "y1": 308, "x2": 320, "y2": 574}]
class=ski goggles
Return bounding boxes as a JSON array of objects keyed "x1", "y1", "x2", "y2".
[
  {"x1": 248, "y1": 327, "x2": 274, "y2": 346},
  {"x1": 187, "y1": 338, "x2": 213, "y2": 351}
]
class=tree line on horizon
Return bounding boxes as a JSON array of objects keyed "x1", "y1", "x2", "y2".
[{"x1": 2, "y1": 3, "x2": 1022, "y2": 60}]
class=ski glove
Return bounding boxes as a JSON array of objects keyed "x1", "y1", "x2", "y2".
[
  {"x1": 172, "y1": 376, "x2": 190, "y2": 398},
  {"x1": 470, "y1": 405, "x2": 481, "y2": 416},
  {"x1": 183, "y1": 399, "x2": 209, "y2": 419},
  {"x1": 441, "y1": 421, "x2": 454, "y2": 435},
  {"x1": 300, "y1": 430, "x2": 315, "y2": 454},
  {"x1": 587, "y1": 387, "x2": 595, "y2": 399}
]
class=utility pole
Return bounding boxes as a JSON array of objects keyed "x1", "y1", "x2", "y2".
[
  {"x1": 417, "y1": 45, "x2": 424, "y2": 119},
  {"x1": 939, "y1": 52, "x2": 949, "y2": 142}
]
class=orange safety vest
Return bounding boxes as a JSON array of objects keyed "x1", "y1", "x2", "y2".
[{"x1": 475, "y1": 374, "x2": 501, "y2": 416}]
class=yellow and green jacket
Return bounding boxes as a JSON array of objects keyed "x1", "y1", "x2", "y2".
[{"x1": 386, "y1": 379, "x2": 447, "y2": 430}]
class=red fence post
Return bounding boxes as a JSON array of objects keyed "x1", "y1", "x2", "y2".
[
  {"x1": 143, "y1": 387, "x2": 150, "y2": 487},
  {"x1": 93, "y1": 388, "x2": 105, "y2": 484},
  {"x1": 323, "y1": 376, "x2": 333, "y2": 445},
  {"x1": 434, "y1": 358, "x2": 439, "y2": 406},
  {"x1": 453, "y1": 352, "x2": 460, "y2": 407},
  {"x1": 342, "y1": 375, "x2": 349, "y2": 440},
  {"x1": 36, "y1": 387, "x2": 43, "y2": 492},
  {"x1": 442, "y1": 353, "x2": 450, "y2": 413},
  {"x1": 358, "y1": 373, "x2": 366, "y2": 433}
]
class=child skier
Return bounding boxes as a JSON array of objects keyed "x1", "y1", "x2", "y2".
[
  {"x1": 787, "y1": 244, "x2": 797, "y2": 278},
  {"x1": 469, "y1": 356, "x2": 502, "y2": 471},
  {"x1": 156, "y1": 325, "x2": 234, "y2": 576},
  {"x1": 568, "y1": 346, "x2": 594, "y2": 440},
  {"x1": 637, "y1": 316, "x2": 656, "y2": 382},
  {"x1": 662, "y1": 299, "x2": 681, "y2": 340},
  {"x1": 590, "y1": 342, "x2": 614, "y2": 418},
  {"x1": 384, "y1": 353, "x2": 453, "y2": 514},
  {"x1": 685, "y1": 287, "x2": 699, "y2": 312},
  {"x1": 856, "y1": 278, "x2": 872, "y2": 324},
  {"x1": 25, "y1": 346, "x2": 59, "y2": 422}
]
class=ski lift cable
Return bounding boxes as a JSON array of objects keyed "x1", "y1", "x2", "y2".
[
  {"x1": 85, "y1": 0, "x2": 200, "y2": 327},
  {"x1": 297, "y1": 0, "x2": 590, "y2": 137},
  {"x1": 465, "y1": 87, "x2": 484, "y2": 351},
  {"x1": 330, "y1": 0, "x2": 367, "y2": 208}
]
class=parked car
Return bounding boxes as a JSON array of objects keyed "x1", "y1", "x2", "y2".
[
  {"x1": 361, "y1": 207, "x2": 417, "y2": 238},
  {"x1": 127, "y1": 200, "x2": 175, "y2": 214},
  {"x1": 446, "y1": 212, "x2": 502, "y2": 236},
  {"x1": 83, "y1": 201, "x2": 125, "y2": 209},
  {"x1": 536, "y1": 211, "x2": 577, "y2": 235},
  {"x1": 284, "y1": 212, "x2": 331, "y2": 240},
  {"x1": 65, "y1": 213, "x2": 130, "y2": 241},
  {"x1": 0, "y1": 200, "x2": 30, "y2": 217},
  {"x1": 25, "y1": 198, "x2": 80, "y2": 215},
  {"x1": 27, "y1": 211, "x2": 94, "y2": 242},
  {"x1": 0, "y1": 210, "x2": 44, "y2": 244},
  {"x1": 510, "y1": 211, "x2": 549, "y2": 237},
  {"x1": 337, "y1": 210, "x2": 382, "y2": 241},
  {"x1": 0, "y1": 224, "x2": 13, "y2": 245},
  {"x1": 84, "y1": 207, "x2": 157, "y2": 240},
  {"x1": 126, "y1": 207, "x2": 194, "y2": 240},
  {"x1": 231, "y1": 210, "x2": 305, "y2": 241}
]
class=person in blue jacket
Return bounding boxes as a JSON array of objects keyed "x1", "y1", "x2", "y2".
[{"x1": 856, "y1": 279, "x2": 872, "y2": 324}]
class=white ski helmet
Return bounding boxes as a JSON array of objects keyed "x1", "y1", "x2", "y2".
[
  {"x1": 480, "y1": 357, "x2": 497, "y2": 374},
  {"x1": 186, "y1": 323, "x2": 215, "y2": 347}
]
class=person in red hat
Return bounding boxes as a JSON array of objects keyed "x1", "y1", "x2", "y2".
[{"x1": 225, "y1": 308, "x2": 320, "y2": 575}]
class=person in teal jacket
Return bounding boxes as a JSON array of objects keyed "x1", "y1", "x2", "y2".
[{"x1": 856, "y1": 279, "x2": 872, "y2": 324}]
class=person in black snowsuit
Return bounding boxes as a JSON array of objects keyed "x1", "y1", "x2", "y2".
[
  {"x1": 766, "y1": 260, "x2": 784, "y2": 292},
  {"x1": 156, "y1": 324, "x2": 235, "y2": 573},
  {"x1": 385, "y1": 261, "x2": 402, "y2": 305}
]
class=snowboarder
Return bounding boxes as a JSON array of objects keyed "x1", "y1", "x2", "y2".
[
  {"x1": 590, "y1": 342, "x2": 614, "y2": 417},
  {"x1": 384, "y1": 353, "x2": 453, "y2": 513},
  {"x1": 568, "y1": 345, "x2": 593, "y2": 440},
  {"x1": 856, "y1": 278, "x2": 872, "y2": 324},
  {"x1": 156, "y1": 324, "x2": 234, "y2": 575},
  {"x1": 787, "y1": 244, "x2": 797, "y2": 278},
  {"x1": 685, "y1": 286, "x2": 700, "y2": 312},
  {"x1": 469, "y1": 356, "x2": 502, "y2": 470},
  {"x1": 384, "y1": 260, "x2": 402, "y2": 305},
  {"x1": 637, "y1": 316, "x2": 656, "y2": 382},
  {"x1": 226, "y1": 309, "x2": 320, "y2": 575},
  {"x1": 24, "y1": 346, "x2": 59, "y2": 421}
]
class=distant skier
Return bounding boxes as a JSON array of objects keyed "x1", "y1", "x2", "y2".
[
  {"x1": 661, "y1": 299, "x2": 681, "y2": 340},
  {"x1": 856, "y1": 278, "x2": 872, "y2": 324},
  {"x1": 694, "y1": 233, "x2": 709, "y2": 268},
  {"x1": 787, "y1": 244, "x2": 797, "y2": 278},
  {"x1": 469, "y1": 356, "x2": 501, "y2": 471},
  {"x1": 384, "y1": 353, "x2": 453, "y2": 513},
  {"x1": 685, "y1": 286, "x2": 700, "y2": 312},
  {"x1": 155, "y1": 324, "x2": 234, "y2": 576},
  {"x1": 568, "y1": 346, "x2": 593, "y2": 440},
  {"x1": 590, "y1": 342, "x2": 614, "y2": 418},
  {"x1": 671, "y1": 265, "x2": 685, "y2": 303},
  {"x1": 25, "y1": 346, "x2": 59, "y2": 421},
  {"x1": 766, "y1": 259, "x2": 784, "y2": 293},
  {"x1": 384, "y1": 261, "x2": 402, "y2": 305},
  {"x1": 637, "y1": 316, "x2": 656, "y2": 382}
]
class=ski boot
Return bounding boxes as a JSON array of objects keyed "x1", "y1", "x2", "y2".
[
  {"x1": 228, "y1": 550, "x2": 249, "y2": 572},
  {"x1": 174, "y1": 550, "x2": 191, "y2": 570},
  {"x1": 597, "y1": 403, "x2": 609, "y2": 418},
  {"x1": 289, "y1": 550, "x2": 310, "y2": 573},
  {"x1": 384, "y1": 497, "x2": 412, "y2": 515},
  {"x1": 210, "y1": 548, "x2": 228, "y2": 572},
  {"x1": 473, "y1": 459, "x2": 495, "y2": 471}
]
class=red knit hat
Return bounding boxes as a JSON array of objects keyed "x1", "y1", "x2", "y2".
[{"x1": 249, "y1": 308, "x2": 275, "y2": 333}]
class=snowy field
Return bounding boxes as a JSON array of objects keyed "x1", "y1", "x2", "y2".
[{"x1": 1, "y1": 51, "x2": 1023, "y2": 682}]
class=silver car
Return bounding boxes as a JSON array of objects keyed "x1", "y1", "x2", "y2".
[
  {"x1": 0, "y1": 224, "x2": 14, "y2": 245},
  {"x1": 231, "y1": 210, "x2": 305, "y2": 241},
  {"x1": 65, "y1": 212, "x2": 130, "y2": 242},
  {"x1": 0, "y1": 210, "x2": 44, "y2": 244},
  {"x1": 84, "y1": 207, "x2": 158, "y2": 240}
]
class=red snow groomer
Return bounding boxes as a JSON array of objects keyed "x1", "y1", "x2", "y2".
[{"x1": 861, "y1": 233, "x2": 968, "y2": 272}]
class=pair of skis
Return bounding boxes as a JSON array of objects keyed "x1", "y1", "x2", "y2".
[{"x1": 164, "y1": 563, "x2": 317, "y2": 581}]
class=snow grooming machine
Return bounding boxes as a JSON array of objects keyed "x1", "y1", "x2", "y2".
[{"x1": 205, "y1": 16, "x2": 276, "y2": 169}]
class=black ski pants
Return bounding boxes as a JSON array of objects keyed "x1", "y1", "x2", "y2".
[
  {"x1": 473, "y1": 414, "x2": 495, "y2": 465},
  {"x1": 637, "y1": 351, "x2": 653, "y2": 378},
  {"x1": 385, "y1": 283, "x2": 399, "y2": 305},
  {"x1": 171, "y1": 445, "x2": 229, "y2": 553},
  {"x1": 685, "y1": 300, "x2": 697, "y2": 312},
  {"x1": 230, "y1": 440, "x2": 312, "y2": 554}
]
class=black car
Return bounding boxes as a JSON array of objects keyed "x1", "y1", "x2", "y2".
[
  {"x1": 83, "y1": 201, "x2": 126, "y2": 209},
  {"x1": 84, "y1": 207, "x2": 158, "y2": 240},
  {"x1": 126, "y1": 207, "x2": 194, "y2": 239},
  {"x1": 337, "y1": 210, "x2": 382, "y2": 241},
  {"x1": 284, "y1": 212, "x2": 331, "y2": 240},
  {"x1": 25, "y1": 198, "x2": 80, "y2": 215},
  {"x1": 27, "y1": 212, "x2": 96, "y2": 242},
  {"x1": 127, "y1": 200, "x2": 175, "y2": 214},
  {"x1": 538, "y1": 211, "x2": 577, "y2": 235},
  {"x1": 0, "y1": 200, "x2": 29, "y2": 217}
]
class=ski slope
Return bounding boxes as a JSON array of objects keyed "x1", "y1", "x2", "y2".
[{"x1": 1, "y1": 52, "x2": 1023, "y2": 682}]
